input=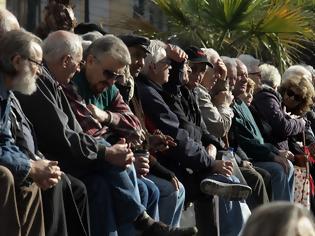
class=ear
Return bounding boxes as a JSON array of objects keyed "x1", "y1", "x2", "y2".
[
  {"x1": 11, "y1": 54, "x2": 25, "y2": 72},
  {"x1": 86, "y1": 54, "x2": 95, "y2": 66},
  {"x1": 149, "y1": 63, "x2": 158, "y2": 74},
  {"x1": 62, "y1": 55, "x2": 71, "y2": 68}
]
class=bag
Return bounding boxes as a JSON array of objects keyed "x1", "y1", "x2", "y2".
[{"x1": 294, "y1": 165, "x2": 311, "y2": 209}]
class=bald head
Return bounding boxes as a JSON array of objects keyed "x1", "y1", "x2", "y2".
[
  {"x1": 0, "y1": 9, "x2": 19, "y2": 37},
  {"x1": 43, "y1": 30, "x2": 82, "y2": 63}
]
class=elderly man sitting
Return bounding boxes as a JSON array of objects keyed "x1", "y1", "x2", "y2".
[{"x1": 17, "y1": 30, "x2": 197, "y2": 236}]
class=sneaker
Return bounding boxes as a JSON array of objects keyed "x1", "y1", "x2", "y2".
[{"x1": 200, "y1": 175, "x2": 252, "y2": 200}]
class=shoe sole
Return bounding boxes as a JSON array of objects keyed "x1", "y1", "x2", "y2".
[{"x1": 200, "y1": 179, "x2": 252, "y2": 200}]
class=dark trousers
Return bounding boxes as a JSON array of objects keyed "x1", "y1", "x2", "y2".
[
  {"x1": 80, "y1": 164, "x2": 145, "y2": 236},
  {"x1": 240, "y1": 167, "x2": 270, "y2": 210},
  {"x1": 42, "y1": 174, "x2": 89, "y2": 236}
]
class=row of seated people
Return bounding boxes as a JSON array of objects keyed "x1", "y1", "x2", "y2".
[{"x1": 1, "y1": 6, "x2": 315, "y2": 236}]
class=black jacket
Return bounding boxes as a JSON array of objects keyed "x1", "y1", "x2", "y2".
[{"x1": 16, "y1": 68, "x2": 106, "y2": 177}]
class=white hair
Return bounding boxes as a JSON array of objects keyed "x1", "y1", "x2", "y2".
[
  {"x1": 282, "y1": 65, "x2": 312, "y2": 82},
  {"x1": 259, "y1": 64, "x2": 281, "y2": 88},
  {"x1": 238, "y1": 54, "x2": 260, "y2": 74},
  {"x1": 43, "y1": 30, "x2": 82, "y2": 62},
  {"x1": 0, "y1": 9, "x2": 19, "y2": 37},
  {"x1": 201, "y1": 48, "x2": 220, "y2": 64},
  {"x1": 86, "y1": 34, "x2": 131, "y2": 65},
  {"x1": 142, "y1": 39, "x2": 167, "y2": 75}
]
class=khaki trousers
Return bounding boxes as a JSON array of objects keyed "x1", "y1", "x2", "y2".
[{"x1": 0, "y1": 165, "x2": 45, "y2": 236}]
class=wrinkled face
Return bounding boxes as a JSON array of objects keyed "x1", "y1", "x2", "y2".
[
  {"x1": 62, "y1": 47, "x2": 83, "y2": 84},
  {"x1": 283, "y1": 87, "x2": 303, "y2": 111},
  {"x1": 86, "y1": 54, "x2": 125, "y2": 95},
  {"x1": 151, "y1": 56, "x2": 172, "y2": 86},
  {"x1": 187, "y1": 62, "x2": 207, "y2": 89},
  {"x1": 239, "y1": 88, "x2": 254, "y2": 106},
  {"x1": 201, "y1": 68, "x2": 217, "y2": 91},
  {"x1": 226, "y1": 64, "x2": 238, "y2": 89},
  {"x1": 234, "y1": 62, "x2": 248, "y2": 96},
  {"x1": 182, "y1": 61, "x2": 192, "y2": 85},
  {"x1": 13, "y1": 42, "x2": 43, "y2": 95},
  {"x1": 128, "y1": 46, "x2": 147, "y2": 78}
]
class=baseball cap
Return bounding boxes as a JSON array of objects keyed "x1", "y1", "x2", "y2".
[{"x1": 185, "y1": 46, "x2": 213, "y2": 67}]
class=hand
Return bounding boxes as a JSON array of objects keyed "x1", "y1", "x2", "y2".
[
  {"x1": 29, "y1": 160, "x2": 62, "y2": 190},
  {"x1": 134, "y1": 155, "x2": 150, "y2": 177},
  {"x1": 206, "y1": 144, "x2": 217, "y2": 159},
  {"x1": 212, "y1": 160, "x2": 233, "y2": 176},
  {"x1": 149, "y1": 130, "x2": 177, "y2": 152},
  {"x1": 105, "y1": 138, "x2": 135, "y2": 169},
  {"x1": 213, "y1": 91, "x2": 234, "y2": 107},
  {"x1": 274, "y1": 156, "x2": 290, "y2": 174},
  {"x1": 213, "y1": 59, "x2": 227, "y2": 81},
  {"x1": 86, "y1": 104, "x2": 109, "y2": 123},
  {"x1": 278, "y1": 150, "x2": 295, "y2": 161},
  {"x1": 171, "y1": 176, "x2": 180, "y2": 191},
  {"x1": 165, "y1": 44, "x2": 187, "y2": 63},
  {"x1": 129, "y1": 129, "x2": 146, "y2": 148},
  {"x1": 242, "y1": 161, "x2": 253, "y2": 169}
]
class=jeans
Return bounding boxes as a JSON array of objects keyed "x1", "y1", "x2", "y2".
[
  {"x1": 137, "y1": 177, "x2": 160, "y2": 220},
  {"x1": 80, "y1": 164, "x2": 145, "y2": 236},
  {"x1": 254, "y1": 161, "x2": 294, "y2": 201},
  {"x1": 147, "y1": 174, "x2": 185, "y2": 227}
]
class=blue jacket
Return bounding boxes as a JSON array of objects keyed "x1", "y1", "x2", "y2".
[{"x1": 0, "y1": 79, "x2": 31, "y2": 185}]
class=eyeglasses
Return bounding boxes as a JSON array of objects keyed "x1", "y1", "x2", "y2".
[
  {"x1": 286, "y1": 88, "x2": 303, "y2": 102},
  {"x1": 103, "y1": 69, "x2": 124, "y2": 81},
  {"x1": 28, "y1": 58, "x2": 44, "y2": 67}
]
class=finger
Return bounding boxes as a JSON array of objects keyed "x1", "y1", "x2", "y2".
[
  {"x1": 139, "y1": 157, "x2": 150, "y2": 163},
  {"x1": 174, "y1": 178, "x2": 180, "y2": 191},
  {"x1": 117, "y1": 138, "x2": 126, "y2": 144},
  {"x1": 48, "y1": 161, "x2": 59, "y2": 166},
  {"x1": 46, "y1": 178, "x2": 59, "y2": 186},
  {"x1": 222, "y1": 167, "x2": 233, "y2": 176},
  {"x1": 225, "y1": 161, "x2": 233, "y2": 167}
]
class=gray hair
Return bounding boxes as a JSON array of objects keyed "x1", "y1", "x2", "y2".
[
  {"x1": 259, "y1": 64, "x2": 281, "y2": 88},
  {"x1": 242, "y1": 202, "x2": 315, "y2": 236},
  {"x1": 201, "y1": 48, "x2": 220, "y2": 64},
  {"x1": 238, "y1": 54, "x2": 260, "y2": 74},
  {"x1": 0, "y1": 30, "x2": 42, "y2": 74},
  {"x1": 0, "y1": 9, "x2": 19, "y2": 37},
  {"x1": 283, "y1": 65, "x2": 312, "y2": 82},
  {"x1": 86, "y1": 34, "x2": 131, "y2": 65},
  {"x1": 43, "y1": 30, "x2": 82, "y2": 62},
  {"x1": 81, "y1": 31, "x2": 103, "y2": 42},
  {"x1": 142, "y1": 39, "x2": 167, "y2": 75}
]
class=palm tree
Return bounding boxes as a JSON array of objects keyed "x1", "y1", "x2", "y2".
[{"x1": 120, "y1": 0, "x2": 315, "y2": 72}]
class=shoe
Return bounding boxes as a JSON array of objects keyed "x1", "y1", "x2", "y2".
[
  {"x1": 200, "y1": 175, "x2": 252, "y2": 200},
  {"x1": 142, "y1": 222, "x2": 198, "y2": 236},
  {"x1": 135, "y1": 211, "x2": 198, "y2": 236}
]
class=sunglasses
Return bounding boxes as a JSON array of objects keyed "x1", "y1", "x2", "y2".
[
  {"x1": 103, "y1": 69, "x2": 124, "y2": 81},
  {"x1": 286, "y1": 88, "x2": 303, "y2": 102}
]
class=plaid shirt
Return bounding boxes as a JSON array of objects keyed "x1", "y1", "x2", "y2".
[{"x1": 62, "y1": 82, "x2": 108, "y2": 137}]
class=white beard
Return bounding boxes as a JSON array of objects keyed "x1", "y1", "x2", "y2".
[{"x1": 13, "y1": 66, "x2": 37, "y2": 95}]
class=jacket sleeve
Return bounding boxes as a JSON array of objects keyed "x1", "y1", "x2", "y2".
[
  {"x1": 108, "y1": 91, "x2": 142, "y2": 134},
  {"x1": 138, "y1": 83, "x2": 213, "y2": 171},
  {"x1": 197, "y1": 87, "x2": 233, "y2": 138},
  {"x1": 0, "y1": 144, "x2": 31, "y2": 185},
  {"x1": 254, "y1": 92, "x2": 305, "y2": 140}
]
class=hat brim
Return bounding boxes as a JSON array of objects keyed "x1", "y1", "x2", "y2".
[{"x1": 138, "y1": 45, "x2": 151, "y2": 54}]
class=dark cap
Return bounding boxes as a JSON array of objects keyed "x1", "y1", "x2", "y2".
[
  {"x1": 74, "y1": 23, "x2": 107, "y2": 35},
  {"x1": 119, "y1": 35, "x2": 151, "y2": 54},
  {"x1": 185, "y1": 46, "x2": 212, "y2": 67}
]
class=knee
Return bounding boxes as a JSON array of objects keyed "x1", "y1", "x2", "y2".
[
  {"x1": 149, "y1": 183, "x2": 160, "y2": 201},
  {"x1": 0, "y1": 166, "x2": 15, "y2": 187}
]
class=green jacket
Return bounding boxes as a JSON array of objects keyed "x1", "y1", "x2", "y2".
[{"x1": 231, "y1": 99, "x2": 279, "y2": 162}]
